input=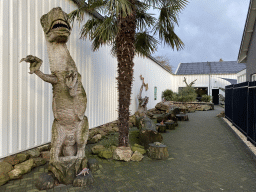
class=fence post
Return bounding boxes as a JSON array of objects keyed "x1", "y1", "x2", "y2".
[
  {"x1": 232, "y1": 84, "x2": 234, "y2": 125},
  {"x1": 247, "y1": 81, "x2": 249, "y2": 140}
]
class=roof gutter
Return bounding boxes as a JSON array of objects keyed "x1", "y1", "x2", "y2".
[{"x1": 238, "y1": 0, "x2": 256, "y2": 63}]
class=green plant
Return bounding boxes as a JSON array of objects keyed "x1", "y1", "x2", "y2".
[
  {"x1": 201, "y1": 94, "x2": 212, "y2": 102},
  {"x1": 178, "y1": 87, "x2": 197, "y2": 102},
  {"x1": 162, "y1": 89, "x2": 174, "y2": 101}
]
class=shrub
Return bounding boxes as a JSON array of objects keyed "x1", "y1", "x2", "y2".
[
  {"x1": 201, "y1": 94, "x2": 212, "y2": 102},
  {"x1": 162, "y1": 89, "x2": 174, "y2": 101},
  {"x1": 178, "y1": 87, "x2": 197, "y2": 102},
  {"x1": 172, "y1": 92, "x2": 179, "y2": 101}
]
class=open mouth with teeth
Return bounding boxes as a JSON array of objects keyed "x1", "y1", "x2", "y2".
[{"x1": 48, "y1": 20, "x2": 71, "y2": 33}]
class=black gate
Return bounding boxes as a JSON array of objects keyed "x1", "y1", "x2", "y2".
[{"x1": 225, "y1": 82, "x2": 256, "y2": 145}]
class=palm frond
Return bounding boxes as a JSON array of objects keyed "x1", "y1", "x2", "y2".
[
  {"x1": 79, "y1": 16, "x2": 118, "y2": 51},
  {"x1": 157, "y1": 24, "x2": 184, "y2": 50},
  {"x1": 136, "y1": 6, "x2": 156, "y2": 31},
  {"x1": 135, "y1": 32, "x2": 159, "y2": 57},
  {"x1": 104, "y1": 0, "x2": 133, "y2": 18}
]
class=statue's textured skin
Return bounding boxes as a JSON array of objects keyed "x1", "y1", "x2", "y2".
[{"x1": 20, "y1": 7, "x2": 89, "y2": 172}]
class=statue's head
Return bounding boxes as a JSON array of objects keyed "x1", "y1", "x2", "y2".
[{"x1": 40, "y1": 7, "x2": 71, "y2": 43}]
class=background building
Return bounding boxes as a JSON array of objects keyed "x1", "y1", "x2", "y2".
[{"x1": 173, "y1": 61, "x2": 246, "y2": 104}]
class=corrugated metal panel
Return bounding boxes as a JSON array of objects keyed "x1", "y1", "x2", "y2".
[{"x1": 0, "y1": 0, "x2": 174, "y2": 159}]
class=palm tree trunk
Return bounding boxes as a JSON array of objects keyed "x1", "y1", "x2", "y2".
[{"x1": 116, "y1": 2, "x2": 136, "y2": 147}]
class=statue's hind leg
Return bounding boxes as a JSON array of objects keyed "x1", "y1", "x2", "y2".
[
  {"x1": 75, "y1": 116, "x2": 89, "y2": 159},
  {"x1": 50, "y1": 119, "x2": 66, "y2": 163}
]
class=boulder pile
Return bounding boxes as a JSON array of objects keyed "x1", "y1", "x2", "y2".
[{"x1": 91, "y1": 144, "x2": 146, "y2": 162}]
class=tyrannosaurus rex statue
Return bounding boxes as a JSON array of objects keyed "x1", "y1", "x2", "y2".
[{"x1": 20, "y1": 7, "x2": 89, "y2": 184}]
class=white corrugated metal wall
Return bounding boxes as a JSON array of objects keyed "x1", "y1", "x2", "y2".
[
  {"x1": 131, "y1": 57, "x2": 173, "y2": 113},
  {"x1": 173, "y1": 74, "x2": 238, "y2": 96},
  {"x1": 237, "y1": 69, "x2": 246, "y2": 83},
  {"x1": 0, "y1": 0, "x2": 173, "y2": 159}
]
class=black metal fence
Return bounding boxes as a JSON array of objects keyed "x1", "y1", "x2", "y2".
[{"x1": 225, "y1": 81, "x2": 256, "y2": 146}]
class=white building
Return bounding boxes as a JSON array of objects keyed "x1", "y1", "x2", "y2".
[{"x1": 173, "y1": 61, "x2": 246, "y2": 104}]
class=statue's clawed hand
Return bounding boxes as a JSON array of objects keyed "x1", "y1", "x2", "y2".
[
  {"x1": 66, "y1": 70, "x2": 78, "y2": 89},
  {"x1": 20, "y1": 55, "x2": 42, "y2": 74}
]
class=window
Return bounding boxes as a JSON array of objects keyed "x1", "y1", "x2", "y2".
[
  {"x1": 251, "y1": 74, "x2": 256, "y2": 82},
  {"x1": 154, "y1": 87, "x2": 157, "y2": 100}
]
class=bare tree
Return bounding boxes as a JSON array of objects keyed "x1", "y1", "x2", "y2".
[
  {"x1": 155, "y1": 55, "x2": 174, "y2": 73},
  {"x1": 183, "y1": 77, "x2": 197, "y2": 87}
]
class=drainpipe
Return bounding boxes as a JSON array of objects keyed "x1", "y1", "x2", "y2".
[{"x1": 207, "y1": 61, "x2": 211, "y2": 96}]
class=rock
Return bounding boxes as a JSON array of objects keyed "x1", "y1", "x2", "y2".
[
  {"x1": 73, "y1": 171, "x2": 94, "y2": 187},
  {"x1": 88, "y1": 134, "x2": 102, "y2": 144},
  {"x1": 217, "y1": 111, "x2": 225, "y2": 117},
  {"x1": 109, "y1": 145, "x2": 117, "y2": 153},
  {"x1": 33, "y1": 158, "x2": 47, "y2": 167},
  {"x1": 131, "y1": 151, "x2": 144, "y2": 162},
  {"x1": 0, "y1": 173, "x2": 10, "y2": 186},
  {"x1": 111, "y1": 126, "x2": 119, "y2": 132},
  {"x1": 16, "y1": 153, "x2": 29, "y2": 163},
  {"x1": 179, "y1": 106, "x2": 188, "y2": 113},
  {"x1": 91, "y1": 145, "x2": 105, "y2": 154},
  {"x1": 136, "y1": 116, "x2": 157, "y2": 132},
  {"x1": 131, "y1": 144, "x2": 146, "y2": 155},
  {"x1": 155, "y1": 102, "x2": 170, "y2": 112},
  {"x1": 201, "y1": 105, "x2": 211, "y2": 111},
  {"x1": 41, "y1": 151, "x2": 50, "y2": 161},
  {"x1": 26, "y1": 148, "x2": 41, "y2": 158},
  {"x1": 3, "y1": 155, "x2": 19, "y2": 165},
  {"x1": 37, "y1": 144, "x2": 50, "y2": 152},
  {"x1": 146, "y1": 111, "x2": 154, "y2": 118},
  {"x1": 139, "y1": 130, "x2": 163, "y2": 149},
  {"x1": 98, "y1": 149, "x2": 113, "y2": 159},
  {"x1": 113, "y1": 147, "x2": 133, "y2": 162},
  {"x1": 9, "y1": 159, "x2": 35, "y2": 179},
  {"x1": 35, "y1": 173, "x2": 54, "y2": 190},
  {"x1": 156, "y1": 123, "x2": 167, "y2": 133},
  {"x1": 87, "y1": 159, "x2": 99, "y2": 173},
  {"x1": 0, "y1": 161, "x2": 13, "y2": 174},
  {"x1": 148, "y1": 142, "x2": 169, "y2": 160},
  {"x1": 102, "y1": 126, "x2": 114, "y2": 134},
  {"x1": 155, "y1": 113, "x2": 172, "y2": 123},
  {"x1": 187, "y1": 107, "x2": 196, "y2": 113}
]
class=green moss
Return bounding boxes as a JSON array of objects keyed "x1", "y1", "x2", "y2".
[{"x1": 98, "y1": 149, "x2": 113, "y2": 159}]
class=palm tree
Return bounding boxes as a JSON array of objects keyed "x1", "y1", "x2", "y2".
[{"x1": 69, "y1": 0, "x2": 188, "y2": 147}]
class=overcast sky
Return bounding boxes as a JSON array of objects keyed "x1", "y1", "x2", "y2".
[{"x1": 151, "y1": 0, "x2": 250, "y2": 73}]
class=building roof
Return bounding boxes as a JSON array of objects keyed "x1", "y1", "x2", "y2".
[
  {"x1": 175, "y1": 61, "x2": 246, "y2": 75},
  {"x1": 218, "y1": 78, "x2": 237, "y2": 84},
  {"x1": 238, "y1": 0, "x2": 256, "y2": 63}
]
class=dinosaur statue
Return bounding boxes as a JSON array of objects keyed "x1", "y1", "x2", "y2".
[
  {"x1": 20, "y1": 7, "x2": 89, "y2": 184},
  {"x1": 136, "y1": 75, "x2": 149, "y2": 117}
]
